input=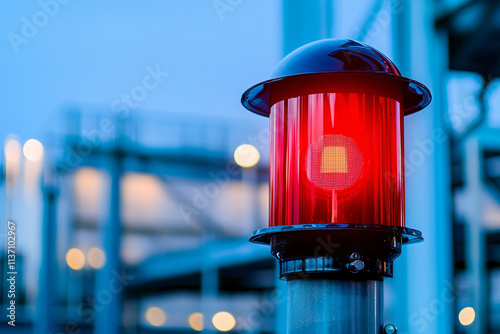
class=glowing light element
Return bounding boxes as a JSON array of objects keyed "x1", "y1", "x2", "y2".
[
  {"x1": 306, "y1": 134, "x2": 364, "y2": 191},
  {"x1": 321, "y1": 146, "x2": 348, "y2": 173},
  {"x1": 145, "y1": 307, "x2": 166, "y2": 327},
  {"x1": 23, "y1": 139, "x2": 44, "y2": 161},
  {"x1": 5, "y1": 138, "x2": 21, "y2": 163},
  {"x1": 66, "y1": 248, "x2": 85, "y2": 270},
  {"x1": 458, "y1": 307, "x2": 475, "y2": 326},
  {"x1": 188, "y1": 312, "x2": 203, "y2": 331},
  {"x1": 234, "y1": 144, "x2": 260, "y2": 168},
  {"x1": 212, "y1": 311, "x2": 236, "y2": 332},
  {"x1": 4, "y1": 137, "x2": 22, "y2": 194},
  {"x1": 88, "y1": 247, "x2": 106, "y2": 269}
]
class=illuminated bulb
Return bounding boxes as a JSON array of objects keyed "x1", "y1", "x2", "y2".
[
  {"x1": 66, "y1": 248, "x2": 85, "y2": 270},
  {"x1": 321, "y1": 146, "x2": 348, "y2": 173},
  {"x1": 145, "y1": 307, "x2": 166, "y2": 327},
  {"x1": 306, "y1": 134, "x2": 364, "y2": 191},
  {"x1": 23, "y1": 139, "x2": 44, "y2": 162},
  {"x1": 458, "y1": 307, "x2": 475, "y2": 326},
  {"x1": 212, "y1": 311, "x2": 236, "y2": 332},
  {"x1": 234, "y1": 144, "x2": 260, "y2": 168},
  {"x1": 4, "y1": 138, "x2": 21, "y2": 162},
  {"x1": 88, "y1": 247, "x2": 106, "y2": 269},
  {"x1": 188, "y1": 312, "x2": 203, "y2": 331}
]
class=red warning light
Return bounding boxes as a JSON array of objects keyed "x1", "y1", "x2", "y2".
[
  {"x1": 243, "y1": 39, "x2": 430, "y2": 282},
  {"x1": 305, "y1": 134, "x2": 364, "y2": 191}
]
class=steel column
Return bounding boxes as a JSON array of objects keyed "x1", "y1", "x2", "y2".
[
  {"x1": 95, "y1": 150, "x2": 123, "y2": 334},
  {"x1": 287, "y1": 279, "x2": 383, "y2": 333},
  {"x1": 464, "y1": 137, "x2": 487, "y2": 334},
  {"x1": 392, "y1": 0, "x2": 454, "y2": 332},
  {"x1": 36, "y1": 181, "x2": 58, "y2": 334}
]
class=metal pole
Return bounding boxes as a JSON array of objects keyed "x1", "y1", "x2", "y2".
[
  {"x1": 201, "y1": 241, "x2": 218, "y2": 334},
  {"x1": 274, "y1": 264, "x2": 287, "y2": 334},
  {"x1": 36, "y1": 181, "x2": 58, "y2": 334},
  {"x1": 95, "y1": 149, "x2": 123, "y2": 334},
  {"x1": 465, "y1": 137, "x2": 487, "y2": 334},
  {"x1": 287, "y1": 279, "x2": 383, "y2": 333}
]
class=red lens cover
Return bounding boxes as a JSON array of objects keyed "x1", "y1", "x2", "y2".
[{"x1": 269, "y1": 92, "x2": 405, "y2": 227}]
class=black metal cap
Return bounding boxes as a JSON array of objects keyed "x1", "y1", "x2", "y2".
[{"x1": 241, "y1": 39, "x2": 431, "y2": 116}]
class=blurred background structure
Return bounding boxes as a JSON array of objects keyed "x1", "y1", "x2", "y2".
[{"x1": 1, "y1": 0, "x2": 500, "y2": 333}]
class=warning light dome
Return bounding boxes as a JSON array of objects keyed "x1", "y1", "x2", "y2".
[{"x1": 242, "y1": 38, "x2": 431, "y2": 116}]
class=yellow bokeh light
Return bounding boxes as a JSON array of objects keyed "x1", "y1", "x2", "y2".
[
  {"x1": 212, "y1": 311, "x2": 236, "y2": 332},
  {"x1": 5, "y1": 138, "x2": 21, "y2": 163},
  {"x1": 321, "y1": 146, "x2": 348, "y2": 173},
  {"x1": 88, "y1": 247, "x2": 106, "y2": 269},
  {"x1": 458, "y1": 307, "x2": 475, "y2": 326},
  {"x1": 66, "y1": 248, "x2": 85, "y2": 270},
  {"x1": 23, "y1": 139, "x2": 44, "y2": 162},
  {"x1": 188, "y1": 312, "x2": 203, "y2": 331},
  {"x1": 145, "y1": 307, "x2": 166, "y2": 327},
  {"x1": 234, "y1": 144, "x2": 260, "y2": 168}
]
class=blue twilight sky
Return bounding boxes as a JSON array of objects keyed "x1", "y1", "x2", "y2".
[{"x1": 0, "y1": 1, "x2": 283, "y2": 146}]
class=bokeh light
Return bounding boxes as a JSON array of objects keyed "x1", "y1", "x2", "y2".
[
  {"x1": 23, "y1": 139, "x2": 44, "y2": 161},
  {"x1": 188, "y1": 312, "x2": 203, "y2": 331},
  {"x1": 4, "y1": 138, "x2": 21, "y2": 163},
  {"x1": 234, "y1": 144, "x2": 260, "y2": 168},
  {"x1": 88, "y1": 247, "x2": 106, "y2": 269},
  {"x1": 145, "y1": 307, "x2": 166, "y2": 326},
  {"x1": 4, "y1": 137, "x2": 22, "y2": 193},
  {"x1": 212, "y1": 311, "x2": 236, "y2": 332},
  {"x1": 459, "y1": 307, "x2": 475, "y2": 326},
  {"x1": 66, "y1": 248, "x2": 85, "y2": 270}
]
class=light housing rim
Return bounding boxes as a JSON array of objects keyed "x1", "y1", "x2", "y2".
[
  {"x1": 241, "y1": 72, "x2": 431, "y2": 117},
  {"x1": 249, "y1": 223, "x2": 423, "y2": 245}
]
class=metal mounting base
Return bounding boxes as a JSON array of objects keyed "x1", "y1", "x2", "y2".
[{"x1": 250, "y1": 223, "x2": 423, "y2": 280}]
